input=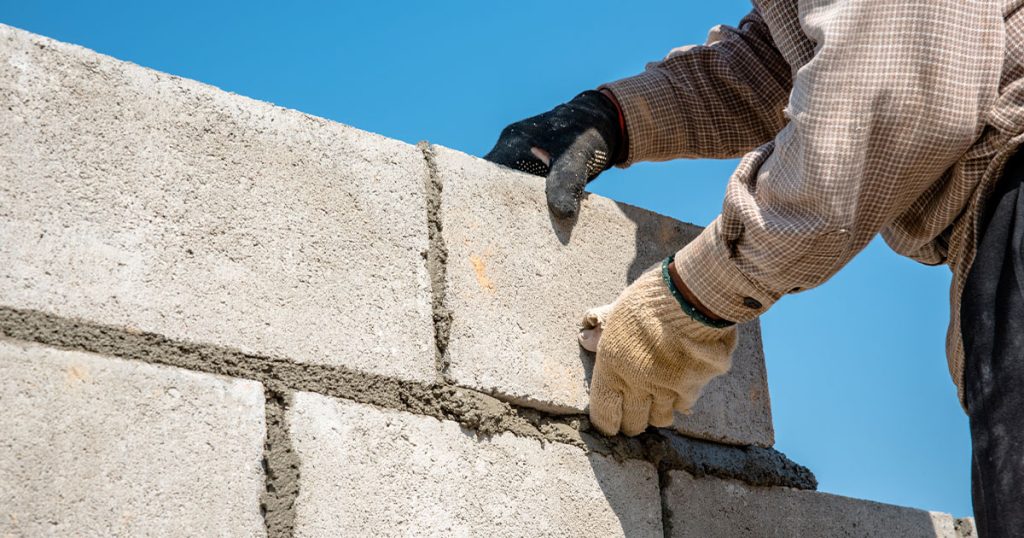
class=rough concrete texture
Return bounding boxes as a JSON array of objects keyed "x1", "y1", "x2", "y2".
[
  {"x1": 288, "y1": 392, "x2": 664, "y2": 537},
  {"x1": 433, "y1": 144, "x2": 774, "y2": 447},
  {"x1": 0, "y1": 24, "x2": 435, "y2": 383},
  {"x1": 0, "y1": 338, "x2": 266, "y2": 537},
  {"x1": 663, "y1": 471, "x2": 971, "y2": 537},
  {"x1": 0, "y1": 306, "x2": 815, "y2": 491},
  {"x1": 676, "y1": 321, "x2": 773, "y2": 446}
]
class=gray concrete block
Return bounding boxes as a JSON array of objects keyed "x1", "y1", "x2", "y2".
[
  {"x1": 0, "y1": 339, "x2": 266, "y2": 537},
  {"x1": 0, "y1": 24, "x2": 435, "y2": 383},
  {"x1": 664, "y1": 470, "x2": 964, "y2": 537},
  {"x1": 434, "y1": 145, "x2": 774, "y2": 446},
  {"x1": 288, "y1": 391, "x2": 663, "y2": 537},
  {"x1": 678, "y1": 321, "x2": 774, "y2": 446}
]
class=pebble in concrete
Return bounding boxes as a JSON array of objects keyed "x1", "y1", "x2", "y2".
[
  {"x1": 288, "y1": 391, "x2": 663, "y2": 537},
  {"x1": 664, "y1": 470, "x2": 966, "y2": 537},
  {"x1": 434, "y1": 145, "x2": 774, "y2": 446},
  {"x1": 0, "y1": 24, "x2": 435, "y2": 383},
  {"x1": 0, "y1": 339, "x2": 266, "y2": 537}
]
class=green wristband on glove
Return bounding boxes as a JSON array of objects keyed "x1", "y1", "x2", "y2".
[{"x1": 661, "y1": 255, "x2": 735, "y2": 329}]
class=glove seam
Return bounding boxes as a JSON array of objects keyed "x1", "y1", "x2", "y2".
[
  {"x1": 597, "y1": 88, "x2": 628, "y2": 166},
  {"x1": 573, "y1": 90, "x2": 622, "y2": 170}
]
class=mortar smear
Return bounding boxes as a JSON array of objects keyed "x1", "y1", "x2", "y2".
[
  {"x1": 0, "y1": 305, "x2": 815, "y2": 491},
  {"x1": 262, "y1": 390, "x2": 299, "y2": 538}
]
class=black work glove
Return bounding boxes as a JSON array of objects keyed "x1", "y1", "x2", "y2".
[{"x1": 484, "y1": 90, "x2": 624, "y2": 219}]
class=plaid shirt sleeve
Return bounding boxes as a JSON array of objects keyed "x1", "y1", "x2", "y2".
[
  {"x1": 600, "y1": 9, "x2": 792, "y2": 164},
  {"x1": 604, "y1": 0, "x2": 1000, "y2": 323}
]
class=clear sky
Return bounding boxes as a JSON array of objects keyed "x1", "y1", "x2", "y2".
[{"x1": 1, "y1": 0, "x2": 972, "y2": 517}]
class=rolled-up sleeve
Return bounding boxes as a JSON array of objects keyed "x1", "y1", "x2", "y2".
[
  {"x1": 601, "y1": 9, "x2": 793, "y2": 164},
  {"x1": 673, "y1": 0, "x2": 1002, "y2": 323}
]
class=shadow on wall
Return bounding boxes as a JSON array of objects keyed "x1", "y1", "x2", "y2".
[
  {"x1": 615, "y1": 199, "x2": 700, "y2": 283},
  {"x1": 584, "y1": 449, "x2": 666, "y2": 537},
  {"x1": 546, "y1": 197, "x2": 700, "y2": 535},
  {"x1": 559, "y1": 196, "x2": 702, "y2": 392},
  {"x1": 549, "y1": 195, "x2": 699, "y2": 283}
]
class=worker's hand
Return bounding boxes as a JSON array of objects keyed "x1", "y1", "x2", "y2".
[
  {"x1": 484, "y1": 90, "x2": 623, "y2": 219},
  {"x1": 580, "y1": 260, "x2": 737, "y2": 436}
]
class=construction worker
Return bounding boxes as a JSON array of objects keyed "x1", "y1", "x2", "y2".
[{"x1": 484, "y1": 1, "x2": 1022, "y2": 535}]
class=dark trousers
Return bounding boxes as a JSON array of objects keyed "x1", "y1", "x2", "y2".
[{"x1": 962, "y1": 150, "x2": 1024, "y2": 537}]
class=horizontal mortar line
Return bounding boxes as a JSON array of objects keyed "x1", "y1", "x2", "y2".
[{"x1": 0, "y1": 305, "x2": 815, "y2": 490}]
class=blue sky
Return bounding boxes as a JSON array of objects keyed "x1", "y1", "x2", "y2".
[{"x1": 2, "y1": 0, "x2": 972, "y2": 516}]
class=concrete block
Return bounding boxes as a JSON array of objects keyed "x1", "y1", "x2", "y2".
[
  {"x1": 288, "y1": 391, "x2": 663, "y2": 537},
  {"x1": 0, "y1": 24, "x2": 435, "y2": 383},
  {"x1": 434, "y1": 145, "x2": 774, "y2": 446},
  {"x1": 664, "y1": 470, "x2": 964, "y2": 537},
  {"x1": 0, "y1": 339, "x2": 266, "y2": 537},
  {"x1": 677, "y1": 322, "x2": 774, "y2": 446}
]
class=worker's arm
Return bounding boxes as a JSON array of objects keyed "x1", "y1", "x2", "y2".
[
  {"x1": 600, "y1": 9, "x2": 792, "y2": 165},
  {"x1": 587, "y1": 0, "x2": 1002, "y2": 436},
  {"x1": 482, "y1": 9, "x2": 793, "y2": 219},
  {"x1": 674, "y1": 0, "x2": 1001, "y2": 324}
]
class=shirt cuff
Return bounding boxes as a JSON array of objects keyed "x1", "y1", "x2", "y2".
[
  {"x1": 599, "y1": 69, "x2": 686, "y2": 168},
  {"x1": 673, "y1": 218, "x2": 780, "y2": 324}
]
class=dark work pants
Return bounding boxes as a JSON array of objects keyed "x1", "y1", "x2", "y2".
[{"x1": 962, "y1": 150, "x2": 1024, "y2": 537}]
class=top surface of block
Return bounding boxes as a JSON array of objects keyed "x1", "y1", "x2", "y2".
[
  {"x1": 434, "y1": 145, "x2": 774, "y2": 446},
  {"x1": 664, "y1": 470, "x2": 964, "y2": 538},
  {"x1": 0, "y1": 25, "x2": 435, "y2": 383}
]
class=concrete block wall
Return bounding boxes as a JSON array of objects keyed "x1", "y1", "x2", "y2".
[
  {"x1": 0, "y1": 340, "x2": 266, "y2": 536},
  {"x1": 0, "y1": 23, "x2": 972, "y2": 537},
  {"x1": 433, "y1": 146, "x2": 773, "y2": 446}
]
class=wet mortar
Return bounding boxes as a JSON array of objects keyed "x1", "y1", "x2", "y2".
[
  {"x1": 0, "y1": 304, "x2": 816, "y2": 493},
  {"x1": 261, "y1": 390, "x2": 299, "y2": 538},
  {"x1": 418, "y1": 141, "x2": 454, "y2": 384}
]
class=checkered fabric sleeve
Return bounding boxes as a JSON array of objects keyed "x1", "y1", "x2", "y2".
[
  {"x1": 603, "y1": 1, "x2": 1002, "y2": 324},
  {"x1": 600, "y1": 9, "x2": 792, "y2": 165}
]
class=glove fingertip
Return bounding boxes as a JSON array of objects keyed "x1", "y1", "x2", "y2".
[
  {"x1": 619, "y1": 395, "x2": 653, "y2": 437},
  {"x1": 587, "y1": 384, "x2": 623, "y2": 437},
  {"x1": 649, "y1": 398, "x2": 675, "y2": 428},
  {"x1": 581, "y1": 303, "x2": 615, "y2": 329},
  {"x1": 547, "y1": 195, "x2": 579, "y2": 220},
  {"x1": 578, "y1": 327, "x2": 602, "y2": 353},
  {"x1": 545, "y1": 168, "x2": 586, "y2": 220},
  {"x1": 589, "y1": 409, "x2": 620, "y2": 437},
  {"x1": 483, "y1": 147, "x2": 517, "y2": 168}
]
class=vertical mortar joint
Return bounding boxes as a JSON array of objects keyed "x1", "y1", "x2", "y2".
[
  {"x1": 262, "y1": 388, "x2": 300, "y2": 538},
  {"x1": 417, "y1": 141, "x2": 453, "y2": 383},
  {"x1": 658, "y1": 468, "x2": 674, "y2": 538}
]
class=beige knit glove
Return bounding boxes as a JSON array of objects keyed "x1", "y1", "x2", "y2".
[{"x1": 581, "y1": 262, "x2": 737, "y2": 436}]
